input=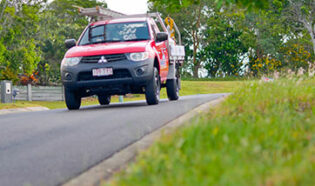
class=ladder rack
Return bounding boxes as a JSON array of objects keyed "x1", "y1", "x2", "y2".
[
  {"x1": 76, "y1": 6, "x2": 126, "y2": 20},
  {"x1": 75, "y1": 6, "x2": 182, "y2": 45}
]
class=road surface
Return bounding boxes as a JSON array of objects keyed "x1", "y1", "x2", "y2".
[{"x1": 0, "y1": 94, "x2": 225, "y2": 186}]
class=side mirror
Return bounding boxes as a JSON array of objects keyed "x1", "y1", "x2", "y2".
[
  {"x1": 65, "y1": 39, "x2": 76, "y2": 49},
  {"x1": 156, "y1": 32, "x2": 168, "y2": 42}
]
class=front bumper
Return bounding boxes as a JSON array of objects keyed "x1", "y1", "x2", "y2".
[{"x1": 61, "y1": 58, "x2": 154, "y2": 95}]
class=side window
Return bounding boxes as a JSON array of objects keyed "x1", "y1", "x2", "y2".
[
  {"x1": 152, "y1": 22, "x2": 160, "y2": 33},
  {"x1": 150, "y1": 24, "x2": 156, "y2": 39},
  {"x1": 150, "y1": 20, "x2": 161, "y2": 41},
  {"x1": 152, "y1": 18, "x2": 163, "y2": 33}
]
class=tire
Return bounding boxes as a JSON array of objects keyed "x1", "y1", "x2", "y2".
[
  {"x1": 145, "y1": 67, "x2": 160, "y2": 105},
  {"x1": 98, "y1": 94, "x2": 111, "y2": 105},
  {"x1": 65, "y1": 88, "x2": 81, "y2": 110},
  {"x1": 166, "y1": 77, "x2": 180, "y2": 101}
]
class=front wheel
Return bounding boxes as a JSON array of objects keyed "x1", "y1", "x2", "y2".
[
  {"x1": 145, "y1": 67, "x2": 160, "y2": 105},
  {"x1": 65, "y1": 88, "x2": 81, "y2": 110},
  {"x1": 98, "y1": 94, "x2": 111, "y2": 105}
]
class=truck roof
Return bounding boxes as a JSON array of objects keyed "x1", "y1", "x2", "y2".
[{"x1": 90, "y1": 17, "x2": 149, "y2": 26}]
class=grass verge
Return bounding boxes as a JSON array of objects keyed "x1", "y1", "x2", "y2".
[
  {"x1": 107, "y1": 77, "x2": 315, "y2": 186},
  {"x1": 0, "y1": 81, "x2": 243, "y2": 110}
]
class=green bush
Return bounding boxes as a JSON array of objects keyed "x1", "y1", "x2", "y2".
[{"x1": 109, "y1": 77, "x2": 315, "y2": 186}]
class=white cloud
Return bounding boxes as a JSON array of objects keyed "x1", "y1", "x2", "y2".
[{"x1": 105, "y1": 0, "x2": 148, "y2": 15}]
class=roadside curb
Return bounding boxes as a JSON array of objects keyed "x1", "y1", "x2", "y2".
[
  {"x1": 63, "y1": 94, "x2": 229, "y2": 186},
  {"x1": 0, "y1": 107, "x2": 49, "y2": 115}
]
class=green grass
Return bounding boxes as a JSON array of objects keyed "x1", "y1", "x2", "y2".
[
  {"x1": 179, "y1": 80, "x2": 242, "y2": 95},
  {"x1": 182, "y1": 76, "x2": 255, "y2": 81},
  {"x1": 107, "y1": 77, "x2": 315, "y2": 186},
  {"x1": 0, "y1": 99, "x2": 98, "y2": 110},
  {"x1": 0, "y1": 81, "x2": 242, "y2": 110}
]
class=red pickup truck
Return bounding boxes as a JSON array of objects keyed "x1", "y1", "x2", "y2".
[{"x1": 61, "y1": 9, "x2": 184, "y2": 110}]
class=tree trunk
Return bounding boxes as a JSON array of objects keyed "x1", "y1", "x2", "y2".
[
  {"x1": 303, "y1": 21, "x2": 315, "y2": 56},
  {"x1": 192, "y1": 30, "x2": 198, "y2": 78},
  {"x1": 0, "y1": 0, "x2": 8, "y2": 21},
  {"x1": 193, "y1": 65, "x2": 199, "y2": 78},
  {"x1": 0, "y1": 0, "x2": 8, "y2": 36},
  {"x1": 312, "y1": 37, "x2": 315, "y2": 56},
  {"x1": 191, "y1": 3, "x2": 203, "y2": 78},
  {"x1": 312, "y1": 25, "x2": 315, "y2": 56}
]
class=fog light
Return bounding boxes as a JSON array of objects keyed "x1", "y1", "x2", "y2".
[
  {"x1": 136, "y1": 68, "x2": 145, "y2": 75},
  {"x1": 65, "y1": 73, "x2": 72, "y2": 80}
]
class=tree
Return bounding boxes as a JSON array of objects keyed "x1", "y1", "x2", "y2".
[
  {"x1": 204, "y1": 24, "x2": 248, "y2": 76},
  {"x1": 149, "y1": 0, "x2": 211, "y2": 78},
  {"x1": 0, "y1": 0, "x2": 43, "y2": 83},
  {"x1": 202, "y1": 6, "x2": 249, "y2": 77},
  {"x1": 0, "y1": 0, "x2": 107, "y2": 84},
  {"x1": 284, "y1": 0, "x2": 315, "y2": 55},
  {"x1": 36, "y1": 0, "x2": 107, "y2": 84},
  {"x1": 245, "y1": 0, "x2": 314, "y2": 75},
  {"x1": 241, "y1": 1, "x2": 296, "y2": 75},
  {"x1": 216, "y1": 0, "x2": 269, "y2": 8}
]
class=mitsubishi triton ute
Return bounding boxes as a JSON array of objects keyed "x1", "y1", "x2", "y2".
[{"x1": 61, "y1": 8, "x2": 185, "y2": 110}]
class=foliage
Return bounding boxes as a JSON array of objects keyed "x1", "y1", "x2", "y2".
[
  {"x1": 0, "y1": 0, "x2": 107, "y2": 85},
  {"x1": 149, "y1": 0, "x2": 269, "y2": 10},
  {"x1": 36, "y1": 0, "x2": 107, "y2": 85},
  {"x1": 148, "y1": 0, "x2": 200, "y2": 13},
  {"x1": 217, "y1": 0, "x2": 269, "y2": 9},
  {"x1": 149, "y1": 0, "x2": 314, "y2": 78},
  {"x1": 20, "y1": 72, "x2": 39, "y2": 85},
  {"x1": 0, "y1": 0, "x2": 42, "y2": 83},
  {"x1": 108, "y1": 78, "x2": 315, "y2": 186},
  {"x1": 0, "y1": 67, "x2": 19, "y2": 83},
  {"x1": 248, "y1": 56, "x2": 282, "y2": 76},
  {"x1": 281, "y1": 44, "x2": 312, "y2": 71},
  {"x1": 0, "y1": 0, "x2": 314, "y2": 83},
  {"x1": 149, "y1": 0, "x2": 210, "y2": 78},
  {"x1": 149, "y1": 0, "x2": 249, "y2": 77},
  {"x1": 203, "y1": 7, "x2": 248, "y2": 77},
  {"x1": 282, "y1": 0, "x2": 315, "y2": 55}
]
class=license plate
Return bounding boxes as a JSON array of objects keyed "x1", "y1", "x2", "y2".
[{"x1": 92, "y1": 68, "x2": 113, "y2": 77}]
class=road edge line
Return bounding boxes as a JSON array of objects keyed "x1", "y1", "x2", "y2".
[
  {"x1": 63, "y1": 94, "x2": 228, "y2": 186},
  {"x1": 0, "y1": 106, "x2": 49, "y2": 115}
]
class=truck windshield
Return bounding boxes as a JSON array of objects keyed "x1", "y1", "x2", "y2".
[{"x1": 79, "y1": 22, "x2": 150, "y2": 45}]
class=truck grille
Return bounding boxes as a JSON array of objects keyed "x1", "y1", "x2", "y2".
[
  {"x1": 80, "y1": 54, "x2": 127, "y2": 63},
  {"x1": 78, "y1": 69, "x2": 131, "y2": 81}
]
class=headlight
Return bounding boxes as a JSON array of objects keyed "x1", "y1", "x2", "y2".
[
  {"x1": 61, "y1": 57, "x2": 82, "y2": 67},
  {"x1": 128, "y1": 52, "x2": 149, "y2": 61}
]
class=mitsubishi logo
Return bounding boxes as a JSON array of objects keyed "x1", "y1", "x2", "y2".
[{"x1": 98, "y1": 56, "x2": 108, "y2": 63}]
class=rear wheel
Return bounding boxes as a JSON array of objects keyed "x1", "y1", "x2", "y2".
[
  {"x1": 98, "y1": 94, "x2": 111, "y2": 105},
  {"x1": 65, "y1": 88, "x2": 81, "y2": 110},
  {"x1": 166, "y1": 68, "x2": 180, "y2": 101},
  {"x1": 145, "y1": 67, "x2": 160, "y2": 105}
]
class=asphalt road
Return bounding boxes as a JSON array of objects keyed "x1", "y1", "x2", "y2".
[{"x1": 0, "y1": 94, "x2": 226, "y2": 186}]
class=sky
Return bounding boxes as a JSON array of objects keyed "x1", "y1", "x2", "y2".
[{"x1": 105, "y1": 0, "x2": 148, "y2": 15}]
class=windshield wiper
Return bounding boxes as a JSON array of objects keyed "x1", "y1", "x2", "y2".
[
  {"x1": 90, "y1": 40, "x2": 107, "y2": 44},
  {"x1": 89, "y1": 40, "x2": 124, "y2": 44},
  {"x1": 124, "y1": 38, "x2": 148, "y2": 42},
  {"x1": 81, "y1": 39, "x2": 147, "y2": 46},
  {"x1": 104, "y1": 40, "x2": 124, "y2": 43}
]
